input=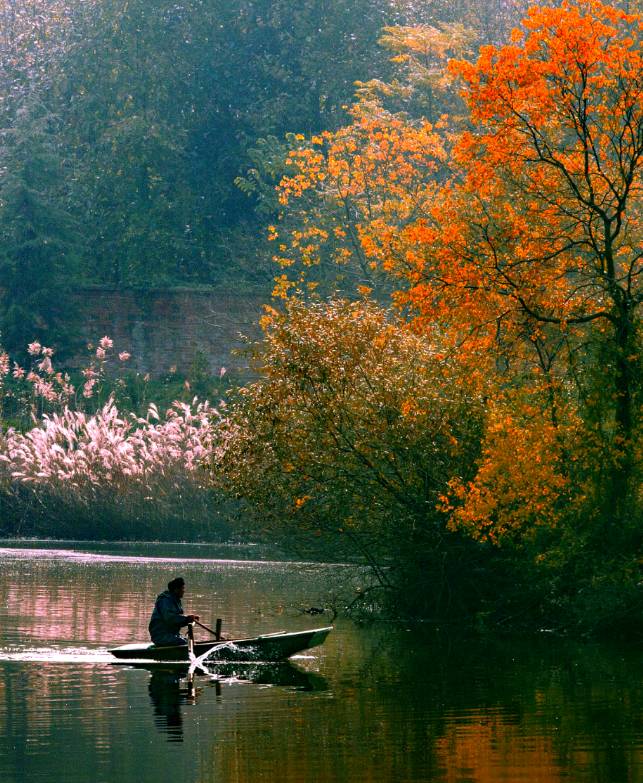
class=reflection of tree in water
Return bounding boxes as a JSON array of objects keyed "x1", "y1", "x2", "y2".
[
  {"x1": 343, "y1": 629, "x2": 643, "y2": 782},
  {"x1": 197, "y1": 627, "x2": 643, "y2": 783},
  {"x1": 148, "y1": 670, "x2": 197, "y2": 743}
]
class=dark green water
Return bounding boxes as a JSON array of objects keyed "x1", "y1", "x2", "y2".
[{"x1": 0, "y1": 541, "x2": 641, "y2": 783}]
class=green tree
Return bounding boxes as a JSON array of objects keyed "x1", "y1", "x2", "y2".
[
  {"x1": 51, "y1": 0, "x2": 395, "y2": 285},
  {"x1": 0, "y1": 101, "x2": 80, "y2": 359}
]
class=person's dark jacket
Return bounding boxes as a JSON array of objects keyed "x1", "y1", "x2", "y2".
[{"x1": 148, "y1": 590, "x2": 190, "y2": 644}]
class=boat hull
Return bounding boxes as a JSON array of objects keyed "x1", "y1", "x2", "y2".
[{"x1": 108, "y1": 626, "x2": 332, "y2": 662}]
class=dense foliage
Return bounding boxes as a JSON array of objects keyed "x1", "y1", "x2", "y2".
[
  {"x1": 0, "y1": 0, "x2": 539, "y2": 355},
  {"x1": 0, "y1": 0, "x2": 640, "y2": 634},
  {"x1": 218, "y1": 0, "x2": 642, "y2": 634},
  {"x1": 214, "y1": 298, "x2": 495, "y2": 618}
]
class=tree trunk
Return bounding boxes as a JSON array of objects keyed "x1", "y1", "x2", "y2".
[{"x1": 606, "y1": 301, "x2": 639, "y2": 530}]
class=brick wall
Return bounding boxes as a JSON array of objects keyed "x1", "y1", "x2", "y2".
[{"x1": 73, "y1": 286, "x2": 265, "y2": 377}]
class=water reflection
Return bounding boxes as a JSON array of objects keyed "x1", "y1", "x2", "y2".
[
  {"x1": 143, "y1": 661, "x2": 327, "y2": 742},
  {"x1": 0, "y1": 543, "x2": 641, "y2": 783},
  {"x1": 148, "y1": 669, "x2": 194, "y2": 742}
]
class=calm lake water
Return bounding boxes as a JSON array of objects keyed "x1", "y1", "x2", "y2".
[{"x1": 0, "y1": 540, "x2": 641, "y2": 783}]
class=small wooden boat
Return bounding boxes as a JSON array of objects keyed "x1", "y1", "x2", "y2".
[{"x1": 108, "y1": 626, "x2": 332, "y2": 663}]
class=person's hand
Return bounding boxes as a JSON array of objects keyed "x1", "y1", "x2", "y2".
[{"x1": 187, "y1": 614, "x2": 200, "y2": 622}]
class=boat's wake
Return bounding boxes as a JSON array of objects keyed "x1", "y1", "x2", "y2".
[
  {"x1": 188, "y1": 640, "x2": 245, "y2": 676},
  {"x1": 0, "y1": 646, "x2": 328, "y2": 692},
  {"x1": 0, "y1": 646, "x2": 114, "y2": 663}
]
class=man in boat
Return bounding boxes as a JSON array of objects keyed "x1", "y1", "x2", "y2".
[{"x1": 149, "y1": 577, "x2": 200, "y2": 647}]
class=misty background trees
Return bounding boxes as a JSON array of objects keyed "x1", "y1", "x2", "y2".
[{"x1": 0, "y1": 0, "x2": 533, "y2": 355}]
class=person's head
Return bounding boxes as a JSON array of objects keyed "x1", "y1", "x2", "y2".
[{"x1": 167, "y1": 577, "x2": 185, "y2": 598}]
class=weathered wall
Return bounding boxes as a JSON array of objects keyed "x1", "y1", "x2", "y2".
[{"x1": 73, "y1": 286, "x2": 265, "y2": 377}]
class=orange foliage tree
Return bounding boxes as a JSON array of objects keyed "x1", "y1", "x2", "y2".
[
  {"x1": 443, "y1": 0, "x2": 641, "y2": 530},
  {"x1": 272, "y1": 0, "x2": 641, "y2": 544}
]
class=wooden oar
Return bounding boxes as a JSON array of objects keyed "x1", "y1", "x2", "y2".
[
  {"x1": 186, "y1": 622, "x2": 210, "y2": 680},
  {"x1": 194, "y1": 618, "x2": 223, "y2": 640},
  {"x1": 187, "y1": 622, "x2": 195, "y2": 657}
]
